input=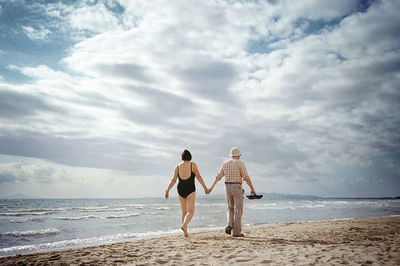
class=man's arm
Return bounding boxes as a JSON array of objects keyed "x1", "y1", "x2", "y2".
[
  {"x1": 239, "y1": 162, "x2": 256, "y2": 194},
  {"x1": 209, "y1": 166, "x2": 224, "y2": 193},
  {"x1": 244, "y1": 178, "x2": 256, "y2": 195}
]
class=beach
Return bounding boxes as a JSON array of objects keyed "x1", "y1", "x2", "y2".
[{"x1": 1, "y1": 216, "x2": 399, "y2": 265}]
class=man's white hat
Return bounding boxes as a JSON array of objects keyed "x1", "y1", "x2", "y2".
[{"x1": 230, "y1": 147, "x2": 241, "y2": 157}]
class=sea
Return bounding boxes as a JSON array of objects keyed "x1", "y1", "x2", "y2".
[{"x1": 1, "y1": 196, "x2": 399, "y2": 257}]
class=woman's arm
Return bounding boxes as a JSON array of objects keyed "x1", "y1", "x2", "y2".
[
  {"x1": 193, "y1": 163, "x2": 208, "y2": 193},
  {"x1": 209, "y1": 178, "x2": 219, "y2": 192},
  {"x1": 165, "y1": 166, "x2": 178, "y2": 200}
]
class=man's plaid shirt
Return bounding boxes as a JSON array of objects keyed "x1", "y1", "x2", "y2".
[{"x1": 215, "y1": 158, "x2": 250, "y2": 183}]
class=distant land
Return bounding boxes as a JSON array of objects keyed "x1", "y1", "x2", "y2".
[
  {"x1": 199, "y1": 193, "x2": 400, "y2": 200},
  {"x1": 200, "y1": 193, "x2": 400, "y2": 200},
  {"x1": 199, "y1": 193, "x2": 322, "y2": 200}
]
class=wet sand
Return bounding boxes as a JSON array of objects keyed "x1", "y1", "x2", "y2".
[{"x1": 1, "y1": 216, "x2": 399, "y2": 265}]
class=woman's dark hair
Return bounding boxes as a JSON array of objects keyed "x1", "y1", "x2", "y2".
[{"x1": 181, "y1": 149, "x2": 192, "y2": 161}]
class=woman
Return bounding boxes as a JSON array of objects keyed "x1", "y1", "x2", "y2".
[{"x1": 165, "y1": 149, "x2": 208, "y2": 237}]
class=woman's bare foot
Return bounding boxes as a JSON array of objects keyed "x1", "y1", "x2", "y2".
[{"x1": 181, "y1": 226, "x2": 189, "y2": 237}]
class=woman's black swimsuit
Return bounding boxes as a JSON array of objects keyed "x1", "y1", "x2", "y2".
[{"x1": 177, "y1": 163, "x2": 196, "y2": 198}]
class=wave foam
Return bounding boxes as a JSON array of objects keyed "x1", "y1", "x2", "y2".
[
  {"x1": 105, "y1": 213, "x2": 140, "y2": 219},
  {"x1": 0, "y1": 226, "x2": 223, "y2": 256},
  {"x1": 0, "y1": 211, "x2": 53, "y2": 216},
  {"x1": 54, "y1": 215, "x2": 100, "y2": 220},
  {"x1": 1, "y1": 228, "x2": 60, "y2": 237}
]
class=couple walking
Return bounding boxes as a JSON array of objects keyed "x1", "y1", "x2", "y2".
[{"x1": 165, "y1": 147, "x2": 256, "y2": 237}]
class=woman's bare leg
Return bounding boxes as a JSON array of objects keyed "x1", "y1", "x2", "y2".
[
  {"x1": 178, "y1": 195, "x2": 188, "y2": 237},
  {"x1": 181, "y1": 192, "x2": 196, "y2": 237},
  {"x1": 178, "y1": 195, "x2": 188, "y2": 224}
]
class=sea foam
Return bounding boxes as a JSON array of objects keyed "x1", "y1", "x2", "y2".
[{"x1": 1, "y1": 228, "x2": 60, "y2": 237}]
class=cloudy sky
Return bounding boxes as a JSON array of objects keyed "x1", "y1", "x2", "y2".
[{"x1": 0, "y1": 0, "x2": 399, "y2": 198}]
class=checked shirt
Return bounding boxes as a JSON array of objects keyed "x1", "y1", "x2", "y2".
[{"x1": 215, "y1": 158, "x2": 250, "y2": 183}]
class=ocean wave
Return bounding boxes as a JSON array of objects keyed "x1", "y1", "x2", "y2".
[
  {"x1": 0, "y1": 211, "x2": 53, "y2": 216},
  {"x1": 248, "y1": 204, "x2": 326, "y2": 210},
  {"x1": 72, "y1": 206, "x2": 110, "y2": 212},
  {"x1": 0, "y1": 226, "x2": 225, "y2": 256},
  {"x1": 112, "y1": 208, "x2": 127, "y2": 211},
  {"x1": 54, "y1": 215, "x2": 100, "y2": 220},
  {"x1": 8, "y1": 217, "x2": 44, "y2": 223},
  {"x1": 154, "y1": 207, "x2": 170, "y2": 210},
  {"x1": 1, "y1": 228, "x2": 60, "y2": 237},
  {"x1": 63, "y1": 206, "x2": 130, "y2": 212},
  {"x1": 131, "y1": 204, "x2": 145, "y2": 209},
  {"x1": 105, "y1": 213, "x2": 140, "y2": 219},
  {"x1": 0, "y1": 229, "x2": 177, "y2": 255}
]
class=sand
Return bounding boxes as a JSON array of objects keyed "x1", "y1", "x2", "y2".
[{"x1": 1, "y1": 216, "x2": 399, "y2": 265}]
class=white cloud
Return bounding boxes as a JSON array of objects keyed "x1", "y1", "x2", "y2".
[
  {"x1": 22, "y1": 25, "x2": 51, "y2": 40},
  {"x1": 0, "y1": 0, "x2": 399, "y2": 197},
  {"x1": 0, "y1": 158, "x2": 168, "y2": 198},
  {"x1": 8, "y1": 65, "x2": 70, "y2": 80},
  {"x1": 68, "y1": 3, "x2": 120, "y2": 32}
]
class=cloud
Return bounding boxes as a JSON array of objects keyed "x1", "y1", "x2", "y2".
[
  {"x1": 0, "y1": 157, "x2": 170, "y2": 198},
  {"x1": 0, "y1": 87, "x2": 62, "y2": 119},
  {"x1": 94, "y1": 63, "x2": 151, "y2": 82},
  {"x1": 8, "y1": 65, "x2": 71, "y2": 80},
  {"x1": 176, "y1": 59, "x2": 240, "y2": 103},
  {"x1": 283, "y1": 0, "x2": 360, "y2": 21},
  {"x1": 121, "y1": 84, "x2": 199, "y2": 125},
  {"x1": 0, "y1": 129, "x2": 160, "y2": 173},
  {"x1": 22, "y1": 25, "x2": 51, "y2": 40},
  {"x1": 0, "y1": 163, "x2": 26, "y2": 184},
  {"x1": 43, "y1": 0, "x2": 122, "y2": 37},
  {"x1": 0, "y1": 0, "x2": 399, "y2": 197},
  {"x1": 67, "y1": 2, "x2": 120, "y2": 33},
  {"x1": 0, "y1": 172, "x2": 19, "y2": 183}
]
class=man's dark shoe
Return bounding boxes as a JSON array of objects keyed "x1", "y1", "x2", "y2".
[
  {"x1": 225, "y1": 226, "x2": 232, "y2": 235},
  {"x1": 233, "y1": 233, "x2": 245, "y2": 237}
]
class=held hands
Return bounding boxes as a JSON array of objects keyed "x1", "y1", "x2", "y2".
[{"x1": 204, "y1": 187, "x2": 213, "y2": 195}]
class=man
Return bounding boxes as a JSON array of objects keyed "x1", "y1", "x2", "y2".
[{"x1": 209, "y1": 147, "x2": 256, "y2": 237}]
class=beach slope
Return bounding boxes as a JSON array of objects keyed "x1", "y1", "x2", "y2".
[{"x1": 1, "y1": 216, "x2": 399, "y2": 265}]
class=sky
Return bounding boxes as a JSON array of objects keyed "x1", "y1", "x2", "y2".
[{"x1": 0, "y1": 0, "x2": 399, "y2": 198}]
